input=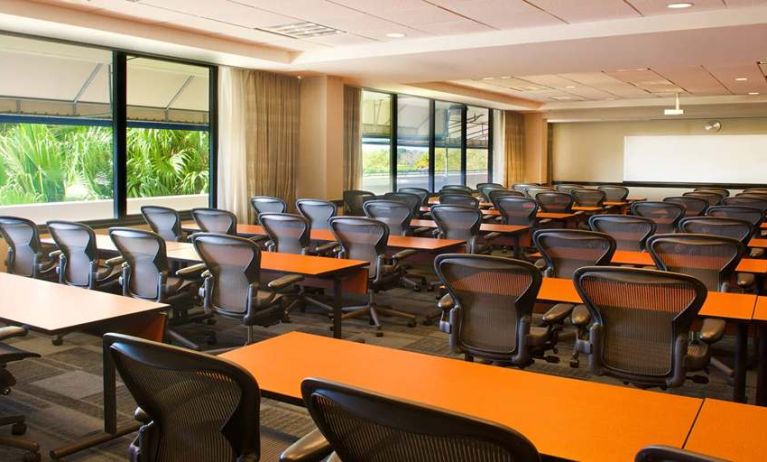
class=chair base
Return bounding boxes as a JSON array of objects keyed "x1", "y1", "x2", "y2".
[
  {"x1": 0, "y1": 415, "x2": 40, "y2": 462},
  {"x1": 338, "y1": 294, "x2": 417, "y2": 337}
]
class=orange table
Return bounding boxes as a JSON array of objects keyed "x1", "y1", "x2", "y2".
[
  {"x1": 748, "y1": 238, "x2": 767, "y2": 248},
  {"x1": 409, "y1": 219, "x2": 530, "y2": 258},
  {"x1": 222, "y1": 332, "x2": 703, "y2": 462},
  {"x1": 41, "y1": 234, "x2": 189, "y2": 254},
  {"x1": 753, "y1": 297, "x2": 767, "y2": 406},
  {"x1": 537, "y1": 211, "x2": 579, "y2": 221},
  {"x1": 609, "y1": 249, "x2": 767, "y2": 274},
  {"x1": 572, "y1": 206, "x2": 604, "y2": 212},
  {"x1": 685, "y1": 399, "x2": 767, "y2": 460}
]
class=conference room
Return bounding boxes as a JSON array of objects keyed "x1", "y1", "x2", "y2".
[{"x1": 1, "y1": 1, "x2": 767, "y2": 461}]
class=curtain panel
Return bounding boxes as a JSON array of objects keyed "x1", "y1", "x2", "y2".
[
  {"x1": 343, "y1": 85, "x2": 362, "y2": 191},
  {"x1": 504, "y1": 111, "x2": 526, "y2": 185}
]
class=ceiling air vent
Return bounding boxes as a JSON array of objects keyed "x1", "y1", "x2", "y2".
[{"x1": 263, "y1": 22, "x2": 345, "y2": 38}]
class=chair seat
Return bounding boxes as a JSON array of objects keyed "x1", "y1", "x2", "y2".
[
  {"x1": 96, "y1": 265, "x2": 122, "y2": 283},
  {"x1": 165, "y1": 276, "x2": 196, "y2": 297},
  {"x1": 0, "y1": 343, "x2": 40, "y2": 365},
  {"x1": 685, "y1": 342, "x2": 710, "y2": 371},
  {"x1": 528, "y1": 327, "x2": 549, "y2": 347}
]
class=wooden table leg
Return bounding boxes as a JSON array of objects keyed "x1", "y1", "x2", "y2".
[
  {"x1": 756, "y1": 323, "x2": 767, "y2": 406},
  {"x1": 733, "y1": 322, "x2": 749, "y2": 403},
  {"x1": 332, "y1": 277, "x2": 343, "y2": 339}
]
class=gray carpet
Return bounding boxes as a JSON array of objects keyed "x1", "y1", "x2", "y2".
[{"x1": 0, "y1": 265, "x2": 757, "y2": 461}]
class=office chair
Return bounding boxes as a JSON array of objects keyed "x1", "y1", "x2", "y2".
[
  {"x1": 434, "y1": 254, "x2": 543, "y2": 367},
  {"x1": 438, "y1": 193, "x2": 479, "y2": 208},
  {"x1": 329, "y1": 217, "x2": 417, "y2": 334},
  {"x1": 706, "y1": 205, "x2": 763, "y2": 229},
  {"x1": 488, "y1": 189, "x2": 524, "y2": 208},
  {"x1": 431, "y1": 205, "x2": 486, "y2": 254},
  {"x1": 0, "y1": 216, "x2": 58, "y2": 279},
  {"x1": 300, "y1": 378, "x2": 541, "y2": 462},
  {"x1": 588, "y1": 214, "x2": 656, "y2": 251},
  {"x1": 635, "y1": 445, "x2": 725, "y2": 462},
  {"x1": 630, "y1": 201, "x2": 685, "y2": 234},
  {"x1": 495, "y1": 196, "x2": 538, "y2": 226},
  {"x1": 533, "y1": 229, "x2": 616, "y2": 366},
  {"x1": 683, "y1": 191, "x2": 723, "y2": 207},
  {"x1": 723, "y1": 194, "x2": 767, "y2": 213},
  {"x1": 382, "y1": 192, "x2": 421, "y2": 218},
  {"x1": 191, "y1": 208, "x2": 237, "y2": 235},
  {"x1": 141, "y1": 206, "x2": 186, "y2": 242},
  {"x1": 694, "y1": 187, "x2": 730, "y2": 198},
  {"x1": 342, "y1": 190, "x2": 376, "y2": 216},
  {"x1": 598, "y1": 185, "x2": 630, "y2": 202},
  {"x1": 477, "y1": 183, "x2": 505, "y2": 202},
  {"x1": 536, "y1": 191, "x2": 574, "y2": 213},
  {"x1": 47, "y1": 220, "x2": 122, "y2": 291},
  {"x1": 573, "y1": 266, "x2": 709, "y2": 389},
  {"x1": 678, "y1": 217, "x2": 753, "y2": 245},
  {"x1": 663, "y1": 196, "x2": 709, "y2": 217},
  {"x1": 193, "y1": 233, "x2": 303, "y2": 344},
  {"x1": 296, "y1": 199, "x2": 337, "y2": 230},
  {"x1": 104, "y1": 333, "x2": 329, "y2": 462},
  {"x1": 572, "y1": 189, "x2": 606, "y2": 207},
  {"x1": 525, "y1": 186, "x2": 555, "y2": 200},
  {"x1": 250, "y1": 196, "x2": 287, "y2": 224},
  {"x1": 555, "y1": 184, "x2": 581, "y2": 194},
  {"x1": 398, "y1": 187, "x2": 430, "y2": 207},
  {"x1": 440, "y1": 184, "x2": 473, "y2": 195},
  {"x1": 476, "y1": 182, "x2": 504, "y2": 190},
  {"x1": 0, "y1": 326, "x2": 41, "y2": 462},
  {"x1": 741, "y1": 187, "x2": 767, "y2": 194}
]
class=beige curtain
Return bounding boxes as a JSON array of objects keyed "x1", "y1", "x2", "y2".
[
  {"x1": 343, "y1": 86, "x2": 362, "y2": 191},
  {"x1": 218, "y1": 67, "x2": 300, "y2": 222},
  {"x1": 504, "y1": 111, "x2": 525, "y2": 184}
]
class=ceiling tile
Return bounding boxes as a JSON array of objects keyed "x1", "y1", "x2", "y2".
[
  {"x1": 626, "y1": 0, "x2": 730, "y2": 16},
  {"x1": 707, "y1": 63, "x2": 767, "y2": 94},
  {"x1": 427, "y1": 0, "x2": 562, "y2": 29},
  {"x1": 527, "y1": 0, "x2": 640, "y2": 23},
  {"x1": 651, "y1": 65, "x2": 730, "y2": 95},
  {"x1": 140, "y1": 0, "x2": 295, "y2": 28}
]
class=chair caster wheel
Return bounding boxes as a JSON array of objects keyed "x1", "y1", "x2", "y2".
[
  {"x1": 23, "y1": 452, "x2": 40, "y2": 462},
  {"x1": 51, "y1": 337, "x2": 63, "y2": 346},
  {"x1": 206, "y1": 335, "x2": 217, "y2": 345},
  {"x1": 407, "y1": 320, "x2": 417, "y2": 328},
  {"x1": 12, "y1": 422, "x2": 26, "y2": 435},
  {"x1": 544, "y1": 356, "x2": 560, "y2": 364},
  {"x1": 569, "y1": 360, "x2": 580, "y2": 368}
]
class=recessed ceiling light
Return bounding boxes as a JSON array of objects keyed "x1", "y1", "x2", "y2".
[
  {"x1": 565, "y1": 85, "x2": 576, "y2": 89},
  {"x1": 667, "y1": 2, "x2": 694, "y2": 9},
  {"x1": 386, "y1": 32, "x2": 406, "y2": 38},
  {"x1": 749, "y1": 92, "x2": 760, "y2": 95},
  {"x1": 735, "y1": 77, "x2": 748, "y2": 81}
]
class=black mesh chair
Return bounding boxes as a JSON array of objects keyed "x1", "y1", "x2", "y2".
[
  {"x1": 141, "y1": 206, "x2": 186, "y2": 242},
  {"x1": 329, "y1": 217, "x2": 416, "y2": 335},
  {"x1": 573, "y1": 266, "x2": 708, "y2": 389},
  {"x1": 598, "y1": 185, "x2": 630, "y2": 202},
  {"x1": 440, "y1": 184, "x2": 473, "y2": 195},
  {"x1": 533, "y1": 229, "x2": 617, "y2": 366},
  {"x1": 631, "y1": 201, "x2": 685, "y2": 234},
  {"x1": 109, "y1": 227, "x2": 212, "y2": 350},
  {"x1": 343, "y1": 190, "x2": 376, "y2": 216},
  {"x1": 0, "y1": 216, "x2": 57, "y2": 279},
  {"x1": 694, "y1": 187, "x2": 730, "y2": 198},
  {"x1": 512, "y1": 183, "x2": 540, "y2": 193},
  {"x1": 296, "y1": 199, "x2": 337, "y2": 230},
  {"x1": 438, "y1": 193, "x2": 479, "y2": 208},
  {"x1": 723, "y1": 194, "x2": 767, "y2": 213},
  {"x1": 742, "y1": 188, "x2": 767, "y2": 194},
  {"x1": 488, "y1": 189, "x2": 525, "y2": 208},
  {"x1": 589, "y1": 214, "x2": 656, "y2": 251},
  {"x1": 193, "y1": 233, "x2": 303, "y2": 344},
  {"x1": 663, "y1": 196, "x2": 709, "y2": 217},
  {"x1": 434, "y1": 254, "x2": 543, "y2": 367},
  {"x1": 706, "y1": 205, "x2": 763, "y2": 229},
  {"x1": 104, "y1": 333, "x2": 329, "y2": 462},
  {"x1": 495, "y1": 197, "x2": 538, "y2": 226},
  {"x1": 382, "y1": 192, "x2": 421, "y2": 219},
  {"x1": 683, "y1": 191, "x2": 723, "y2": 207},
  {"x1": 250, "y1": 196, "x2": 287, "y2": 224},
  {"x1": 301, "y1": 378, "x2": 540, "y2": 462},
  {"x1": 47, "y1": 220, "x2": 122, "y2": 290},
  {"x1": 572, "y1": 189, "x2": 606, "y2": 207},
  {"x1": 635, "y1": 445, "x2": 726, "y2": 462},
  {"x1": 536, "y1": 192, "x2": 574, "y2": 213},
  {"x1": 192, "y1": 208, "x2": 237, "y2": 235},
  {"x1": 398, "y1": 187, "x2": 430, "y2": 207},
  {"x1": 431, "y1": 205, "x2": 485, "y2": 254},
  {"x1": 555, "y1": 184, "x2": 581, "y2": 194},
  {"x1": 678, "y1": 217, "x2": 753, "y2": 245},
  {"x1": 525, "y1": 186, "x2": 555, "y2": 200},
  {"x1": 477, "y1": 183, "x2": 505, "y2": 202}
]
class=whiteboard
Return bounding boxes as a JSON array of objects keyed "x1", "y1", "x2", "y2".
[{"x1": 623, "y1": 135, "x2": 767, "y2": 183}]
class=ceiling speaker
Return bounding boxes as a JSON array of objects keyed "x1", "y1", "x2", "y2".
[{"x1": 704, "y1": 120, "x2": 722, "y2": 132}]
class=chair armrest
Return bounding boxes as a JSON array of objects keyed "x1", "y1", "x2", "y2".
[
  {"x1": 437, "y1": 294, "x2": 454, "y2": 312},
  {"x1": 483, "y1": 232, "x2": 502, "y2": 240},
  {"x1": 391, "y1": 249, "x2": 417, "y2": 261},
  {"x1": 175, "y1": 263, "x2": 206, "y2": 278},
  {"x1": 533, "y1": 259, "x2": 546, "y2": 271},
  {"x1": 542, "y1": 303, "x2": 574, "y2": 324},
  {"x1": 0, "y1": 326, "x2": 28, "y2": 341},
  {"x1": 412, "y1": 227, "x2": 432, "y2": 235},
  {"x1": 48, "y1": 250, "x2": 62, "y2": 259},
  {"x1": 134, "y1": 407, "x2": 151, "y2": 424},
  {"x1": 268, "y1": 274, "x2": 304, "y2": 290},
  {"x1": 636, "y1": 445, "x2": 728, "y2": 462},
  {"x1": 750, "y1": 248, "x2": 765, "y2": 259},
  {"x1": 279, "y1": 428, "x2": 333, "y2": 462},
  {"x1": 248, "y1": 235, "x2": 269, "y2": 243},
  {"x1": 315, "y1": 242, "x2": 340, "y2": 254},
  {"x1": 104, "y1": 256, "x2": 125, "y2": 268},
  {"x1": 736, "y1": 272, "x2": 755, "y2": 289},
  {"x1": 699, "y1": 318, "x2": 726, "y2": 344},
  {"x1": 570, "y1": 304, "x2": 591, "y2": 326},
  {"x1": 538, "y1": 218, "x2": 551, "y2": 225}
]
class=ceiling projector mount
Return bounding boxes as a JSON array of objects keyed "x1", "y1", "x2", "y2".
[{"x1": 664, "y1": 93, "x2": 684, "y2": 116}]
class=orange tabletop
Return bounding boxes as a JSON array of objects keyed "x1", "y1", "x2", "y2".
[
  {"x1": 610, "y1": 250, "x2": 767, "y2": 274},
  {"x1": 222, "y1": 332, "x2": 702, "y2": 462},
  {"x1": 537, "y1": 212, "x2": 579, "y2": 220},
  {"x1": 753, "y1": 296, "x2": 767, "y2": 321},
  {"x1": 537, "y1": 277, "x2": 756, "y2": 320},
  {"x1": 409, "y1": 219, "x2": 529, "y2": 235},
  {"x1": 749, "y1": 238, "x2": 767, "y2": 248},
  {"x1": 0, "y1": 272, "x2": 167, "y2": 335},
  {"x1": 42, "y1": 234, "x2": 188, "y2": 253},
  {"x1": 604, "y1": 201, "x2": 627, "y2": 206},
  {"x1": 761, "y1": 222, "x2": 767, "y2": 230},
  {"x1": 627, "y1": 197, "x2": 646, "y2": 202},
  {"x1": 572, "y1": 206, "x2": 604, "y2": 212},
  {"x1": 685, "y1": 399, "x2": 767, "y2": 461}
]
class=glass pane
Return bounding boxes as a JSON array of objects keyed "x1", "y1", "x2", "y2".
[
  {"x1": 396, "y1": 96, "x2": 430, "y2": 191},
  {"x1": 361, "y1": 91, "x2": 391, "y2": 194},
  {"x1": 434, "y1": 101, "x2": 463, "y2": 190},
  {"x1": 0, "y1": 35, "x2": 113, "y2": 222},
  {"x1": 466, "y1": 106, "x2": 490, "y2": 188},
  {"x1": 467, "y1": 148, "x2": 489, "y2": 188},
  {"x1": 126, "y1": 57, "x2": 210, "y2": 214}
]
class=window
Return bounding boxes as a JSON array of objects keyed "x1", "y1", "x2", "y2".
[
  {"x1": 466, "y1": 106, "x2": 491, "y2": 188},
  {"x1": 360, "y1": 90, "x2": 392, "y2": 194},
  {"x1": 434, "y1": 101, "x2": 463, "y2": 190},
  {"x1": 396, "y1": 96, "x2": 430, "y2": 191}
]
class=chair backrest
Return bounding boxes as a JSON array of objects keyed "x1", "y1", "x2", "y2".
[
  {"x1": 525, "y1": 186, "x2": 555, "y2": 199},
  {"x1": 477, "y1": 183, "x2": 505, "y2": 201},
  {"x1": 533, "y1": 229, "x2": 616, "y2": 279},
  {"x1": 573, "y1": 266, "x2": 707, "y2": 388},
  {"x1": 343, "y1": 190, "x2": 376, "y2": 216},
  {"x1": 398, "y1": 187, "x2": 430, "y2": 206},
  {"x1": 435, "y1": 254, "x2": 542, "y2": 364},
  {"x1": 694, "y1": 187, "x2": 729, "y2": 198},
  {"x1": 0, "y1": 216, "x2": 43, "y2": 277},
  {"x1": 329, "y1": 217, "x2": 388, "y2": 278},
  {"x1": 647, "y1": 233, "x2": 743, "y2": 292},
  {"x1": 46, "y1": 220, "x2": 98, "y2": 287},
  {"x1": 511, "y1": 183, "x2": 539, "y2": 193},
  {"x1": 588, "y1": 215, "x2": 656, "y2": 251},
  {"x1": 109, "y1": 228, "x2": 168, "y2": 300},
  {"x1": 440, "y1": 184, "x2": 473, "y2": 195},
  {"x1": 598, "y1": 185, "x2": 630, "y2": 202},
  {"x1": 741, "y1": 187, "x2": 767, "y2": 195},
  {"x1": 706, "y1": 205, "x2": 763, "y2": 228},
  {"x1": 682, "y1": 191, "x2": 723, "y2": 207},
  {"x1": 301, "y1": 378, "x2": 541, "y2": 462},
  {"x1": 495, "y1": 196, "x2": 538, "y2": 226},
  {"x1": 104, "y1": 333, "x2": 263, "y2": 462},
  {"x1": 141, "y1": 206, "x2": 183, "y2": 242},
  {"x1": 431, "y1": 205, "x2": 482, "y2": 253},
  {"x1": 488, "y1": 189, "x2": 524, "y2": 208},
  {"x1": 259, "y1": 213, "x2": 310, "y2": 255},
  {"x1": 439, "y1": 193, "x2": 479, "y2": 208},
  {"x1": 296, "y1": 199, "x2": 337, "y2": 230},
  {"x1": 192, "y1": 208, "x2": 237, "y2": 235},
  {"x1": 382, "y1": 192, "x2": 421, "y2": 217},
  {"x1": 663, "y1": 196, "x2": 708, "y2": 217},
  {"x1": 363, "y1": 200, "x2": 412, "y2": 236},
  {"x1": 635, "y1": 445, "x2": 726, "y2": 462},
  {"x1": 535, "y1": 192, "x2": 574, "y2": 213},
  {"x1": 555, "y1": 184, "x2": 581, "y2": 194},
  {"x1": 723, "y1": 195, "x2": 767, "y2": 212},
  {"x1": 572, "y1": 189, "x2": 606, "y2": 207},
  {"x1": 678, "y1": 216, "x2": 753, "y2": 245},
  {"x1": 192, "y1": 233, "x2": 261, "y2": 314},
  {"x1": 249, "y1": 196, "x2": 287, "y2": 224},
  {"x1": 630, "y1": 201, "x2": 685, "y2": 234}
]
